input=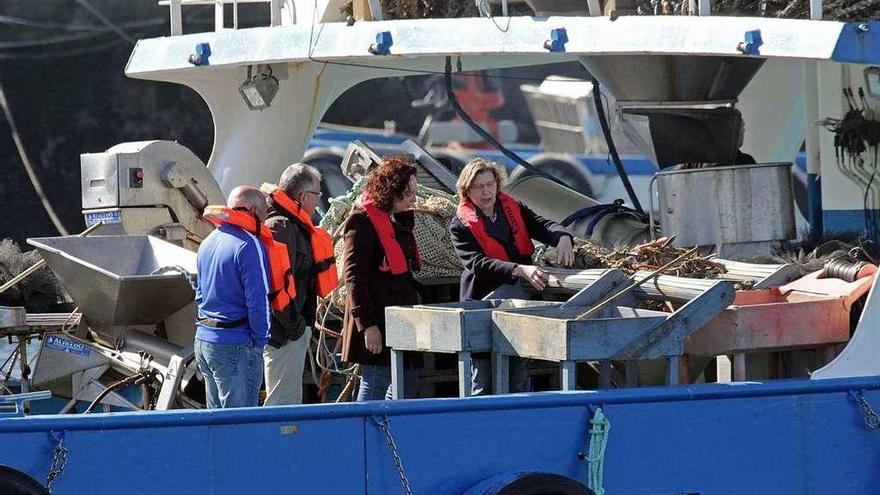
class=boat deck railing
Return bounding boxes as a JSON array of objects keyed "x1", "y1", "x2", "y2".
[
  {"x1": 158, "y1": 0, "x2": 285, "y2": 36},
  {"x1": 157, "y1": 0, "x2": 825, "y2": 37}
]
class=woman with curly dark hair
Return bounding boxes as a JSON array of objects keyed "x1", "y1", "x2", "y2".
[{"x1": 341, "y1": 157, "x2": 421, "y2": 401}]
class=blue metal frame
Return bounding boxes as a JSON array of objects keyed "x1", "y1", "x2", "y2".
[{"x1": 831, "y1": 22, "x2": 880, "y2": 65}]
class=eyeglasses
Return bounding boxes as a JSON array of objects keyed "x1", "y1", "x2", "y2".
[
  {"x1": 303, "y1": 190, "x2": 323, "y2": 198},
  {"x1": 468, "y1": 181, "x2": 497, "y2": 193}
]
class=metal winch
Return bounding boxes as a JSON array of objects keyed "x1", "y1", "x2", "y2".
[{"x1": 80, "y1": 140, "x2": 225, "y2": 251}]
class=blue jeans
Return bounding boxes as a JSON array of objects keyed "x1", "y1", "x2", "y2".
[
  {"x1": 194, "y1": 340, "x2": 264, "y2": 409},
  {"x1": 357, "y1": 364, "x2": 418, "y2": 401}
]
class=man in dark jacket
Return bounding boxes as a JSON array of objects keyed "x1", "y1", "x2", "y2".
[{"x1": 262, "y1": 163, "x2": 323, "y2": 405}]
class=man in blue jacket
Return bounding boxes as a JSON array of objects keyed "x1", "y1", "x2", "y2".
[{"x1": 194, "y1": 186, "x2": 272, "y2": 409}]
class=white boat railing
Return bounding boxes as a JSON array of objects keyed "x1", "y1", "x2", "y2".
[
  {"x1": 157, "y1": 0, "x2": 285, "y2": 35},
  {"x1": 157, "y1": 0, "x2": 825, "y2": 37}
]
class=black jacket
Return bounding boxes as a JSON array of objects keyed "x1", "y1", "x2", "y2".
[
  {"x1": 264, "y1": 199, "x2": 318, "y2": 347},
  {"x1": 450, "y1": 200, "x2": 571, "y2": 301},
  {"x1": 341, "y1": 209, "x2": 422, "y2": 366}
]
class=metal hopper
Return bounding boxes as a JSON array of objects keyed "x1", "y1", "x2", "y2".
[{"x1": 27, "y1": 235, "x2": 196, "y2": 341}]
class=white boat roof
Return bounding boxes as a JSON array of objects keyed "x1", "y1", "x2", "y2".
[
  {"x1": 126, "y1": 16, "x2": 880, "y2": 79},
  {"x1": 118, "y1": 13, "x2": 880, "y2": 193}
]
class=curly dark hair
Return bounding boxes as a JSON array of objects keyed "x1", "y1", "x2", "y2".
[{"x1": 362, "y1": 156, "x2": 418, "y2": 211}]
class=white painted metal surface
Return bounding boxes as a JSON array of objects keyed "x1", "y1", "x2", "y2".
[
  {"x1": 127, "y1": 17, "x2": 850, "y2": 76},
  {"x1": 813, "y1": 273, "x2": 880, "y2": 379},
  {"x1": 123, "y1": 15, "x2": 860, "y2": 192}
]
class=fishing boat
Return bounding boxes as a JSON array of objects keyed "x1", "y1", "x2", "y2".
[{"x1": 1, "y1": 1, "x2": 880, "y2": 493}]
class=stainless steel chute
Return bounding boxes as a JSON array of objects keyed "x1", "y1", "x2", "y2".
[{"x1": 26, "y1": 235, "x2": 196, "y2": 341}]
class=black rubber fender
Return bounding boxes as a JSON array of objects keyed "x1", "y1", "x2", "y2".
[
  {"x1": 0, "y1": 465, "x2": 50, "y2": 495},
  {"x1": 462, "y1": 472, "x2": 596, "y2": 495}
]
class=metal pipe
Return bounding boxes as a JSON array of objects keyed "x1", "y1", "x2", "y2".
[
  {"x1": 575, "y1": 246, "x2": 699, "y2": 320},
  {"x1": 697, "y1": 0, "x2": 711, "y2": 16},
  {"x1": 215, "y1": 0, "x2": 224, "y2": 31},
  {"x1": 169, "y1": 0, "x2": 183, "y2": 35},
  {"x1": 809, "y1": 0, "x2": 822, "y2": 20},
  {"x1": 803, "y1": 61, "x2": 823, "y2": 241}
]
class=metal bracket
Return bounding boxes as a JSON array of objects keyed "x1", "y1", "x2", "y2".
[
  {"x1": 737, "y1": 30, "x2": 763, "y2": 55},
  {"x1": 543, "y1": 28, "x2": 569, "y2": 52},
  {"x1": 0, "y1": 391, "x2": 51, "y2": 417},
  {"x1": 155, "y1": 354, "x2": 188, "y2": 410},
  {"x1": 188, "y1": 42, "x2": 212, "y2": 66},
  {"x1": 369, "y1": 31, "x2": 393, "y2": 55}
]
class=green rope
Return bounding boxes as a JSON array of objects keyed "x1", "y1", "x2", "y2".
[{"x1": 587, "y1": 407, "x2": 610, "y2": 495}]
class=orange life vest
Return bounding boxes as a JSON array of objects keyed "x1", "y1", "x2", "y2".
[
  {"x1": 202, "y1": 205, "x2": 296, "y2": 312},
  {"x1": 268, "y1": 189, "x2": 339, "y2": 298},
  {"x1": 456, "y1": 192, "x2": 534, "y2": 261},
  {"x1": 360, "y1": 195, "x2": 422, "y2": 274}
]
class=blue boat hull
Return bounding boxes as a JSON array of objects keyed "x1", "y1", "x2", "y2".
[{"x1": 1, "y1": 376, "x2": 878, "y2": 494}]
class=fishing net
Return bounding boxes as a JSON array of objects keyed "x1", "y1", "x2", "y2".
[
  {"x1": 0, "y1": 239, "x2": 65, "y2": 312},
  {"x1": 320, "y1": 180, "x2": 463, "y2": 309},
  {"x1": 536, "y1": 237, "x2": 728, "y2": 279}
]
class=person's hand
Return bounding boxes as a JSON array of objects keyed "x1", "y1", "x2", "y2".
[
  {"x1": 515, "y1": 264, "x2": 548, "y2": 291},
  {"x1": 364, "y1": 326, "x2": 383, "y2": 354},
  {"x1": 555, "y1": 236, "x2": 574, "y2": 267}
]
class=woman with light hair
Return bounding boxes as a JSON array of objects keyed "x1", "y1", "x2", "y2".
[{"x1": 450, "y1": 158, "x2": 574, "y2": 395}]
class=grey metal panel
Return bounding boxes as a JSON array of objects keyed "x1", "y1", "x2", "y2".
[
  {"x1": 81, "y1": 153, "x2": 120, "y2": 209},
  {"x1": 400, "y1": 139, "x2": 458, "y2": 193},
  {"x1": 657, "y1": 162, "x2": 796, "y2": 246},
  {"x1": 491, "y1": 306, "x2": 667, "y2": 362},
  {"x1": 27, "y1": 235, "x2": 196, "y2": 340},
  {"x1": 560, "y1": 269, "x2": 632, "y2": 308},
  {"x1": 385, "y1": 299, "x2": 559, "y2": 353},
  {"x1": 615, "y1": 280, "x2": 735, "y2": 359},
  {"x1": 0, "y1": 306, "x2": 25, "y2": 328},
  {"x1": 545, "y1": 267, "x2": 725, "y2": 304},
  {"x1": 32, "y1": 335, "x2": 111, "y2": 395},
  {"x1": 581, "y1": 55, "x2": 765, "y2": 102}
]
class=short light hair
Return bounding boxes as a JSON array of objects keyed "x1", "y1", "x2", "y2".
[
  {"x1": 279, "y1": 162, "x2": 321, "y2": 196},
  {"x1": 456, "y1": 158, "x2": 508, "y2": 198}
]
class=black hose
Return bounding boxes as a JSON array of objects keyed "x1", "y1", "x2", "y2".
[
  {"x1": 443, "y1": 57, "x2": 572, "y2": 191},
  {"x1": 83, "y1": 370, "x2": 152, "y2": 414},
  {"x1": 590, "y1": 78, "x2": 644, "y2": 215}
]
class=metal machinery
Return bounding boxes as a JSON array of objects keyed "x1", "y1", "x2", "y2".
[
  {"x1": 14, "y1": 141, "x2": 227, "y2": 412},
  {"x1": 80, "y1": 140, "x2": 224, "y2": 251},
  {"x1": 26, "y1": 235, "x2": 199, "y2": 411}
]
